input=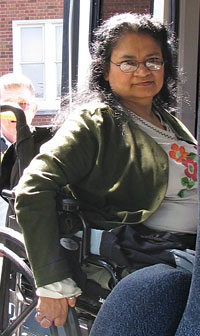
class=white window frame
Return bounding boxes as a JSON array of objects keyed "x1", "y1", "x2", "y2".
[{"x1": 13, "y1": 19, "x2": 63, "y2": 112}]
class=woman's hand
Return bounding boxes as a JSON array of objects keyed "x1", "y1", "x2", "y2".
[{"x1": 35, "y1": 296, "x2": 76, "y2": 328}]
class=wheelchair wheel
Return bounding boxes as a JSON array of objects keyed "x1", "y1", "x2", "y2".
[
  {"x1": 0, "y1": 229, "x2": 37, "y2": 336},
  {"x1": 0, "y1": 227, "x2": 112, "y2": 336},
  {"x1": 0, "y1": 228, "x2": 85, "y2": 336}
]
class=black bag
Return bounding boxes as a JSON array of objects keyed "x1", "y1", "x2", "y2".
[{"x1": 100, "y1": 224, "x2": 196, "y2": 270}]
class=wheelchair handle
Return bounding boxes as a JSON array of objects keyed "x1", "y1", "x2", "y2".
[
  {"x1": 0, "y1": 102, "x2": 34, "y2": 177},
  {"x1": 0, "y1": 103, "x2": 27, "y2": 131},
  {"x1": 1, "y1": 189, "x2": 16, "y2": 200}
]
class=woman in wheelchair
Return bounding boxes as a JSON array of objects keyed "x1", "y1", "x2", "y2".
[{"x1": 14, "y1": 13, "x2": 197, "y2": 332}]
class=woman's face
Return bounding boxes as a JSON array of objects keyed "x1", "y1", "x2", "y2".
[{"x1": 104, "y1": 33, "x2": 164, "y2": 109}]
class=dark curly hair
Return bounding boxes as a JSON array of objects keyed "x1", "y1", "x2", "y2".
[{"x1": 56, "y1": 13, "x2": 178, "y2": 126}]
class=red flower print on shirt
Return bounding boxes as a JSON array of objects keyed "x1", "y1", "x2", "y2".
[
  {"x1": 169, "y1": 143, "x2": 197, "y2": 198},
  {"x1": 182, "y1": 158, "x2": 197, "y2": 181},
  {"x1": 169, "y1": 144, "x2": 188, "y2": 163}
]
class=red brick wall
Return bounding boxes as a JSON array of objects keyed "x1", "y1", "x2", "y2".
[
  {"x1": 0, "y1": 0, "x2": 151, "y2": 77},
  {"x1": 0, "y1": 0, "x2": 63, "y2": 76},
  {"x1": 102, "y1": 0, "x2": 151, "y2": 20},
  {"x1": 32, "y1": 114, "x2": 54, "y2": 126},
  {"x1": 0, "y1": 0, "x2": 151, "y2": 126}
]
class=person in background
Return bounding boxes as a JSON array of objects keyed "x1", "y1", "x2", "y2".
[
  {"x1": 0, "y1": 73, "x2": 37, "y2": 227},
  {"x1": 0, "y1": 72, "x2": 37, "y2": 146},
  {"x1": 14, "y1": 13, "x2": 197, "y2": 332}
]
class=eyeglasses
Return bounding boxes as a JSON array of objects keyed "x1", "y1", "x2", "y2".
[{"x1": 110, "y1": 58, "x2": 164, "y2": 73}]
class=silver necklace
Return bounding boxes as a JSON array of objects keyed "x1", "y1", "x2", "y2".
[{"x1": 130, "y1": 110, "x2": 176, "y2": 140}]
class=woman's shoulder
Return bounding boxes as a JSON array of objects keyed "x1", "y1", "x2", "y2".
[
  {"x1": 66, "y1": 100, "x2": 114, "y2": 127},
  {"x1": 57, "y1": 101, "x2": 115, "y2": 141},
  {"x1": 79, "y1": 100, "x2": 112, "y2": 118}
]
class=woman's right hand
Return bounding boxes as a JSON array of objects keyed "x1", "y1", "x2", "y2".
[{"x1": 35, "y1": 296, "x2": 76, "y2": 328}]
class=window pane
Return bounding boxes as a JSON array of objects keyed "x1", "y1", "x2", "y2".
[
  {"x1": 56, "y1": 62, "x2": 62, "y2": 97},
  {"x1": 21, "y1": 27, "x2": 43, "y2": 63},
  {"x1": 56, "y1": 26, "x2": 63, "y2": 61},
  {"x1": 21, "y1": 64, "x2": 45, "y2": 99}
]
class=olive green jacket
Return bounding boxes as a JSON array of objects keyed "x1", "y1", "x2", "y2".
[{"x1": 15, "y1": 103, "x2": 197, "y2": 287}]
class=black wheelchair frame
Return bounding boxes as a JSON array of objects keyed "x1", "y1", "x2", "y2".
[{"x1": 0, "y1": 104, "x2": 118, "y2": 336}]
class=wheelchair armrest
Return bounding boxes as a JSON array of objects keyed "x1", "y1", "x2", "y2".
[
  {"x1": 78, "y1": 211, "x2": 90, "y2": 263},
  {"x1": 60, "y1": 198, "x2": 119, "y2": 289},
  {"x1": 60, "y1": 196, "x2": 91, "y2": 263}
]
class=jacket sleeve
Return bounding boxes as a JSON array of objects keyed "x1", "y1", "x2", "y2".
[{"x1": 15, "y1": 110, "x2": 99, "y2": 287}]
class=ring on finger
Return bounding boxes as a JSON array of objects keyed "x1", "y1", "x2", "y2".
[{"x1": 36, "y1": 312, "x2": 42, "y2": 318}]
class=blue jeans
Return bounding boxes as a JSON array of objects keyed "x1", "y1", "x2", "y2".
[{"x1": 89, "y1": 264, "x2": 191, "y2": 336}]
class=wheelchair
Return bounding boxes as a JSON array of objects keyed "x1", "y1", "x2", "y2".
[
  {"x1": 0, "y1": 103, "x2": 119, "y2": 336},
  {"x1": 0, "y1": 197, "x2": 118, "y2": 336}
]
